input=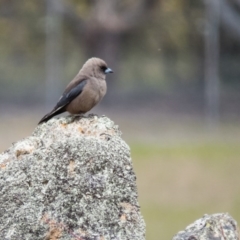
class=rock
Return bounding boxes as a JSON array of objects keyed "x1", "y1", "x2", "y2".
[
  {"x1": 0, "y1": 115, "x2": 145, "y2": 240},
  {"x1": 172, "y1": 213, "x2": 239, "y2": 240}
]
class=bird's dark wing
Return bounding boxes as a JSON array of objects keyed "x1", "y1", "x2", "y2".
[
  {"x1": 38, "y1": 79, "x2": 87, "y2": 124},
  {"x1": 56, "y1": 79, "x2": 87, "y2": 109}
]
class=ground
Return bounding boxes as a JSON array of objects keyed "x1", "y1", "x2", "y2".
[{"x1": 1, "y1": 106, "x2": 240, "y2": 240}]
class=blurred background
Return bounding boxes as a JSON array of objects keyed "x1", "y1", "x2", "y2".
[{"x1": 0, "y1": 0, "x2": 240, "y2": 239}]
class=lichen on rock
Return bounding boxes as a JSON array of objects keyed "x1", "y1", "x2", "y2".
[
  {"x1": 0, "y1": 115, "x2": 145, "y2": 240},
  {"x1": 172, "y1": 213, "x2": 239, "y2": 240}
]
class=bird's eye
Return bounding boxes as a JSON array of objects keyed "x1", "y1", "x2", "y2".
[{"x1": 100, "y1": 66, "x2": 107, "y2": 72}]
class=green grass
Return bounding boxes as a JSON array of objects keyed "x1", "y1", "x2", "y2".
[{"x1": 130, "y1": 142, "x2": 240, "y2": 240}]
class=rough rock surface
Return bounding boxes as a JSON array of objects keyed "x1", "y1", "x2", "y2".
[
  {"x1": 172, "y1": 213, "x2": 239, "y2": 240},
  {"x1": 0, "y1": 115, "x2": 145, "y2": 240}
]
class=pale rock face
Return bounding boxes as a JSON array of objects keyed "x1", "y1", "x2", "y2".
[
  {"x1": 0, "y1": 115, "x2": 145, "y2": 240},
  {"x1": 172, "y1": 213, "x2": 238, "y2": 240}
]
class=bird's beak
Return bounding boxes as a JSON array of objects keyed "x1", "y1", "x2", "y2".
[{"x1": 105, "y1": 68, "x2": 113, "y2": 74}]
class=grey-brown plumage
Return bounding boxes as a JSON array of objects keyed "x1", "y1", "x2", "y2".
[{"x1": 39, "y1": 57, "x2": 113, "y2": 124}]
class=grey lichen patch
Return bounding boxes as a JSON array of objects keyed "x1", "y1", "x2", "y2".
[
  {"x1": 0, "y1": 115, "x2": 145, "y2": 240},
  {"x1": 172, "y1": 213, "x2": 239, "y2": 240},
  {"x1": 33, "y1": 115, "x2": 121, "y2": 142}
]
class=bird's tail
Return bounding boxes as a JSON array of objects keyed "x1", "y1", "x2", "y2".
[{"x1": 38, "y1": 107, "x2": 66, "y2": 124}]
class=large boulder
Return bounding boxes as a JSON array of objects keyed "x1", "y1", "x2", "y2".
[{"x1": 0, "y1": 115, "x2": 145, "y2": 240}]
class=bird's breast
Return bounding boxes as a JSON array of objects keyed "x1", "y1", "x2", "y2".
[
  {"x1": 66, "y1": 79, "x2": 107, "y2": 114},
  {"x1": 98, "y1": 79, "x2": 107, "y2": 98}
]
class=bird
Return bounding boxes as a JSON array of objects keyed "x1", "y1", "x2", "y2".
[{"x1": 38, "y1": 57, "x2": 113, "y2": 124}]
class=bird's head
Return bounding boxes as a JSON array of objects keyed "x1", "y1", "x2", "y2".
[{"x1": 81, "y1": 57, "x2": 113, "y2": 79}]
